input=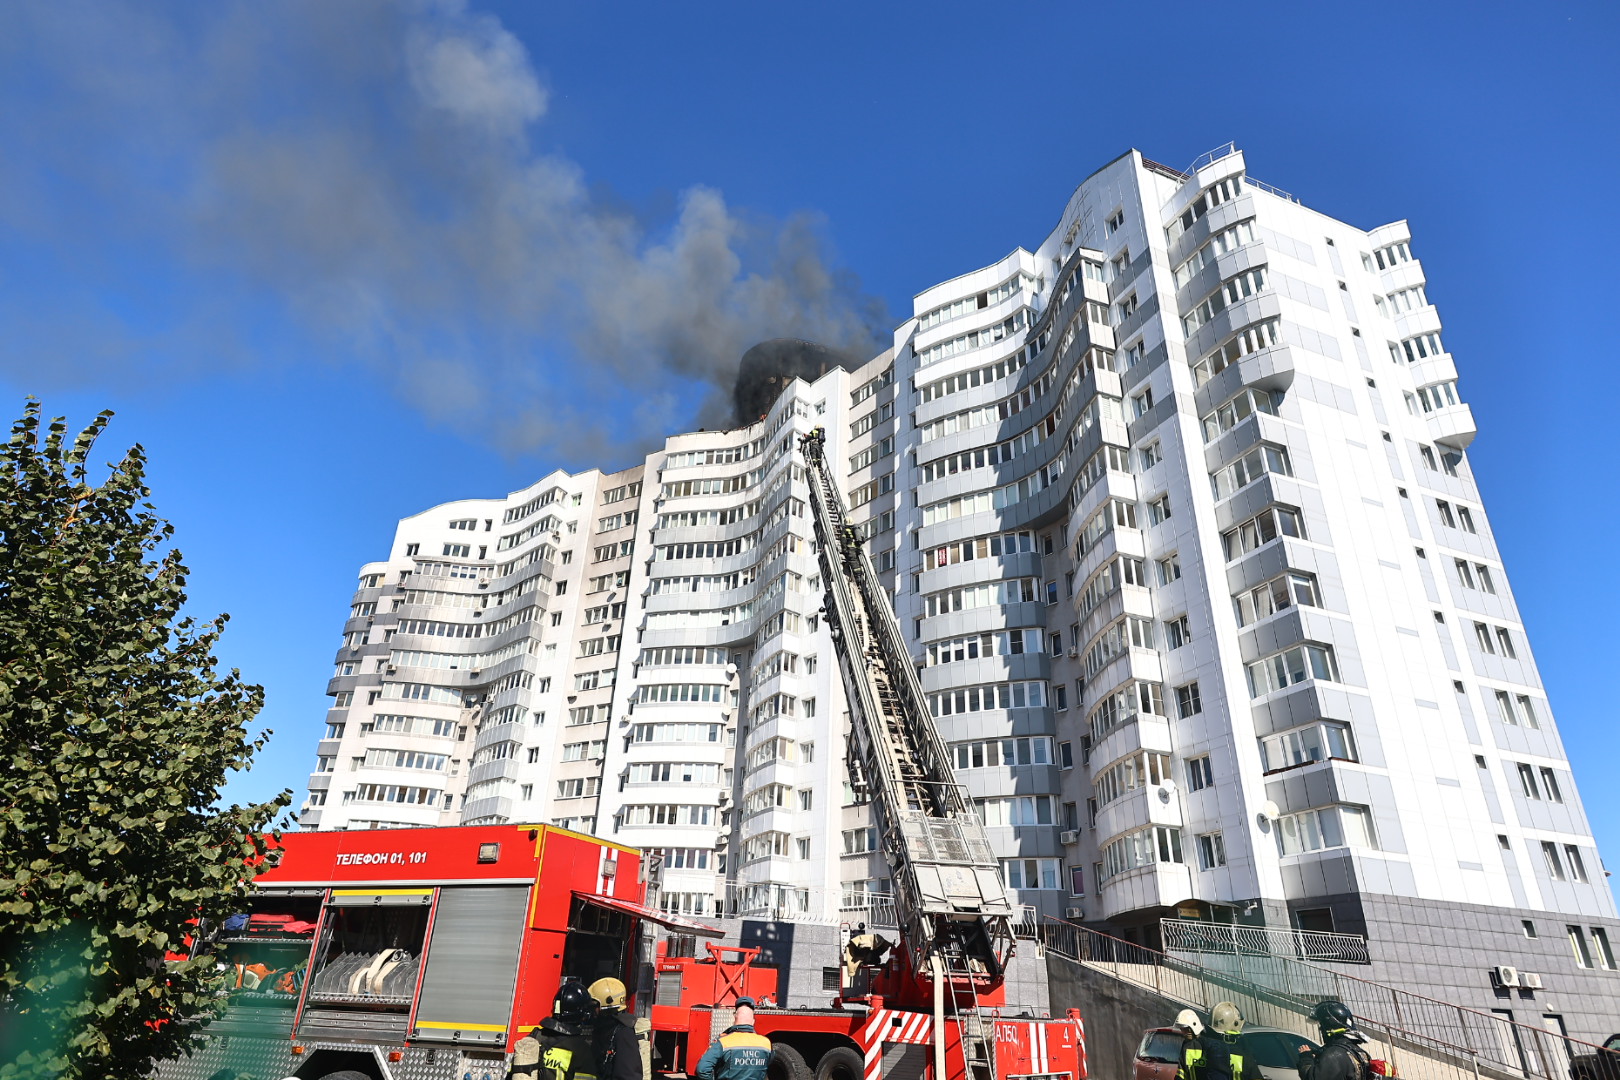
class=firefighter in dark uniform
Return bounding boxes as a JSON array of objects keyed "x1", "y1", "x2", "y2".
[
  {"x1": 1297, "y1": 1001, "x2": 1373, "y2": 1080},
  {"x1": 515, "y1": 983, "x2": 601, "y2": 1080},
  {"x1": 1180, "y1": 1001, "x2": 1263, "y2": 1080},
  {"x1": 588, "y1": 977, "x2": 644, "y2": 1080},
  {"x1": 695, "y1": 998, "x2": 773, "y2": 1080}
]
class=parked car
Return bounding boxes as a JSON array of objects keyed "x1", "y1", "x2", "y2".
[
  {"x1": 1570, "y1": 1033, "x2": 1620, "y2": 1080},
  {"x1": 1133, "y1": 1026, "x2": 1187, "y2": 1080},
  {"x1": 1239, "y1": 1028, "x2": 1322, "y2": 1080}
]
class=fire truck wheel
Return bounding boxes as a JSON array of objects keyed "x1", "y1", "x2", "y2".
[
  {"x1": 769, "y1": 1042, "x2": 811, "y2": 1080},
  {"x1": 813, "y1": 1046, "x2": 863, "y2": 1080},
  {"x1": 313, "y1": 1071, "x2": 372, "y2": 1080}
]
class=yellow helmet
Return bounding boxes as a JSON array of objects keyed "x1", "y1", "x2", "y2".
[{"x1": 588, "y1": 977, "x2": 628, "y2": 1010}]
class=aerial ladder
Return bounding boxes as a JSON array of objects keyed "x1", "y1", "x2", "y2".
[{"x1": 801, "y1": 428, "x2": 1017, "y2": 1080}]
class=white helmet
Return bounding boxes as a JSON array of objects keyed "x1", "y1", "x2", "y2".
[{"x1": 1175, "y1": 1009, "x2": 1205, "y2": 1037}]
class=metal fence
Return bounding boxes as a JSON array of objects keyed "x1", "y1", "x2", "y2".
[
  {"x1": 1038, "y1": 917, "x2": 1606, "y2": 1080},
  {"x1": 1161, "y1": 918, "x2": 1371, "y2": 964}
]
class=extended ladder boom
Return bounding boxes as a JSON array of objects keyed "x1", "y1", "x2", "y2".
[{"x1": 800, "y1": 429, "x2": 1013, "y2": 983}]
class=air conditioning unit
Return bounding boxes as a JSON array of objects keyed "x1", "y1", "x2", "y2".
[
  {"x1": 385, "y1": 665, "x2": 398, "y2": 675},
  {"x1": 478, "y1": 579, "x2": 490, "y2": 588},
  {"x1": 1060, "y1": 829, "x2": 1081, "y2": 845},
  {"x1": 1065, "y1": 906, "x2": 1085, "y2": 920},
  {"x1": 718, "y1": 792, "x2": 731, "y2": 805},
  {"x1": 1067, "y1": 647, "x2": 1079, "y2": 659},
  {"x1": 469, "y1": 669, "x2": 481, "y2": 678},
  {"x1": 1492, "y1": 965, "x2": 1520, "y2": 988},
  {"x1": 1521, "y1": 972, "x2": 1543, "y2": 989}
]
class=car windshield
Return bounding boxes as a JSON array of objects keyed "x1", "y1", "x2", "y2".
[
  {"x1": 1139, "y1": 1031, "x2": 1185, "y2": 1063},
  {"x1": 1242, "y1": 1032, "x2": 1319, "y2": 1069}
]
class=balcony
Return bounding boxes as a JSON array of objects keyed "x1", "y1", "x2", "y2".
[
  {"x1": 1426, "y1": 401, "x2": 1476, "y2": 450},
  {"x1": 1099, "y1": 861, "x2": 1193, "y2": 920},
  {"x1": 1090, "y1": 712, "x2": 1174, "y2": 775}
]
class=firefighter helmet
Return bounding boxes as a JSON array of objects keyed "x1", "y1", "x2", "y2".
[
  {"x1": 1210, "y1": 1001, "x2": 1245, "y2": 1036},
  {"x1": 1311, "y1": 1000, "x2": 1357, "y2": 1035},
  {"x1": 554, "y1": 981, "x2": 598, "y2": 1022},
  {"x1": 589, "y1": 977, "x2": 628, "y2": 1011}
]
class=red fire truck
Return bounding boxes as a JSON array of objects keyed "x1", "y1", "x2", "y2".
[{"x1": 154, "y1": 823, "x2": 717, "y2": 1080}]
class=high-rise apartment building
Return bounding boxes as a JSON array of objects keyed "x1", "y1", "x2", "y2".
[{"x1": 300, "y1": 146, "x2": 1618, "y2": 1034}]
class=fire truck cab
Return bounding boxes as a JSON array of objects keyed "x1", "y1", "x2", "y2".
[{"x1": 158, "y1": 823, "x2": 717, "y2": 1080}]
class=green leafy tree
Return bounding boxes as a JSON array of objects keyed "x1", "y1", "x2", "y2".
[{"x1": 0, "y1": 403, "x2": 291, "y2": 1080}]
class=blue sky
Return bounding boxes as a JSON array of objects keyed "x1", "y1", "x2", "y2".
[{"x1": 3, "y1": 1, "x2": 1617, "y2": 864}]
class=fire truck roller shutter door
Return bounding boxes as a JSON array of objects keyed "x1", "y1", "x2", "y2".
[{"x1": 412, "y1": 885, "x2": 531, "y2": 1046}]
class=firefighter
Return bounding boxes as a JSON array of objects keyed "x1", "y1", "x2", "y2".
[
  {"x1": 1180, "y1": 1001, "x2": 1262, "y2": 1080},
  {"x1": 515, "y1": 983, "x2": 600, "y2": 1080},
  {"x1": 587, "y1": 977, "x2": 644, "y2": 1080},
  {"x1": 695, "y1": 997, "x2": 773, "y2": 1080},
  {"x1": 1297, "y1": 1001, "x2": 1373, "y2": 1080}
]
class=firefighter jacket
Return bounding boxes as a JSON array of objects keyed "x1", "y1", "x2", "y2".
[
  {"x1": 1298, "y1": 1033, "x2": 1373, "y2": 1080},
  {"x1": 1180, "y1": 1033, "x2": 1263, "y2": 1080},
  {"x1": 515, "y1": 1017, "x2": 600, "y2": 1080},
  {"x1": 592, "y1": 1009, "x2": 645, "y2": 1080},
  {"x1": 696, "y1": 1023, "x2": 772, "y2": 1080}
]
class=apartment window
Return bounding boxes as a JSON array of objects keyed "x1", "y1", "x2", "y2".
[
  {"x1": 1543, "y1": 842, "x2": 1566, "y2": 881},
  {"x1": 1518, "y1": 764, "x2": 1541, "y2": 800},
  {"x1": 1523, "y1": 921, "x2": 1538, "y2": 938},
  {"x1": 1475, "y1": 622, "x2": 1495, "y2": 654},
  {"x1": 442, "y1": 543, "x2": 471, "y2": 558},
  {"x1": 1458, "y1": 505, "x2": 1477, "y2": 533},
  {"x1": 1070, "y1": 866, "x2": 1086, "y2": 896},
  {"x1": 1420, "y1": 446, "x2": 1438, "y2": 471},
  {"x1": 1211, "y1": 444, "x2": 1292, "y2": 500},
  {"x1": 1046, "y1": 581, "x2": 1060, "y2": 606},
  {"x1": 1455, "y1": 560, "x2": 1475, "y2": 589},
  {"x1": 1540, "y1": 768, "x2": 1564, "y2": 803},
  {"x1": 1233, "y1": 571, "x2": 1319, "y2": 626},
  {"x1": 798, "y1": 789, "x2": 813, "y2": 811},
  {"x1": 551, "y1": 612, "x2": 563, "y2": 627},
  {"x1": 1569, "y1": 925, "x2": 1593, "y2": 967},
  {"x1": 1054, "y1": 685, "x2": 1069, "y2": 711},
  {"x1": 1222, "y1": 505, "x2": 1305, "y2": 560},
  {"x1": 1196, "y1": 832, "x2": 1227, "y2": 870},
  {"x1": 1477, "y1": 565, "x2": 1496, "y2": 594},
  {"x1": 405, "y1": 543, "x2": 420, "y2": 557},
  {"x1": 1106, "y1": 209, "x2": 1125, "y2": 234},
  {"x1": 1565, "y1": 845, "x2": 1588, "y2": 883},
  {"x1": 1186, "y1": 756, "x2": 1214, "y2": 792},
  {"x1": 1494, "y1": 691, "x2": 1520, "y2": 726},
  {"x1": 796, "y1": 837, "x2": 811, "y2": 860},
  {"x1": 1147, "y1": 495, "x2": 1172, "y2": 525},
  {"x1": 1059, "y1": 741, "x2": 1074, "y2": 769},
  {"x1": 1246, "y1": 644, "x2": 1339, "y2": 697},
  {"x1": 1517, "y1": 695, "x2": 1540, "y2": 729},
  {"x1": 1132, "y1": 388, "x2": 1154, "y2": 418},
  {"x1": 1139, "y1": 441, "x2": 1163, "y2": 469},
  {"x1": 1276, "y1": 805, "x2": 1377, "y2": 855},
  {"x1": 1593, "y1": 928, "x2": 1617, "y2": 969},
  {"x1": 527, "y1": 747, "x2": 541, "y2": 764},
  {"x1": 1176, "y1": 682, "x2": 1203, "y2": 718},
  {"x1": 1499, "y1": 836, "x2": 1512, "y2": 850},
  {"x1": 1496, "y1": 628, "x2": 1517, "y2": 659},
  {"x1": 520, "y1": 784, "x2": 533, "y2": 801},
  {"x1": 1166, "y1": 616, "x2": 1192, "y2": 649},
  {"x1": 1004, "y1": 858, "x2": 1062, "y2": 891},
  {"x1": 1157, "y1": 555, "x2": 1182, "y2": 584},
  {"x1": 1437, "y1": 500, "x2": 1456, "y2": 528},
  {"x1": 1259, "y1": 721, "x2": 1357, "y2": 772}
]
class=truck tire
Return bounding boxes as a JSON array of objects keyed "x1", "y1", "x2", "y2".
[
  {"x1": 315, "y1": 1071, "x2": 374, "y2": 1080},
  {"x1": 770, "y1": 1042, "x2": 812, "y2": 1080},
  {"x1": 814, "y1": 1046, "x2": 864, "y2": 1080}
]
